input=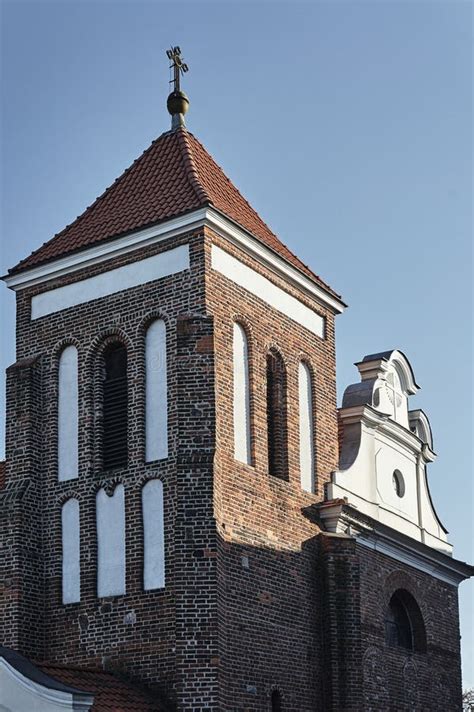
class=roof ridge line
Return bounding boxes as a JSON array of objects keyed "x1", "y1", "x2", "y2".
[{"x1": 175, "y1": 128, "x2": 211, "y2": 206}]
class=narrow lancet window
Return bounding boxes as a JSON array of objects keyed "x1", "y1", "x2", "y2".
[
  {"x1": 58, "y1": 345, "x2": 79, "y2": 481},
  {"x1": 233, "y1": 322, "x2": 251, "y2": 464},
  {"x1": 266, "y1": 350, "x2": 288, "y2": 479},
  {"x1": 102, "y1": 343, "x2": 128, "y2": 470},
  {"x1": 298, "y1": 361, "x2": 315, "y2": 492},
  {"x1": 271, "y1": 690, "x2": 282, "y2": 712},
  {"x1": 61, "y1": 498, "x2": 80, "y2": 604},
  {"x1": 96, "y1": 484, "x2": 126, "y2": 597},
  {"x1": 142, "y1": 479, "x2": 165, "y2": 590},
  {"x1": 145, "y1": 320, "x2": 168, "y2": 462}
]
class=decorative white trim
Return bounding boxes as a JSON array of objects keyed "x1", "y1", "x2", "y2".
[
  {"x1": 233, "y1": 322, "x2": 252, "y2": 464},
  {"x1": 204, "y1": 208, "x2": 345, "y2": 314},
  {"x1": 298, "y1": 361, "x2": 315, "y2": 492},
  {"x1": 96, "y1": 484, "x2": 126, "y2": 598},
  {"x1": 31, "y1": 245, "x2": 189, "y2": 319},
  {"x1": 212, "y1": 245, "x2": 326, "y2": 338},
  {"x1": 319, "y1": 502, "x2": 472, "y2": 586},
  {"x1": 61, "y1": 498, "x2": 81, "y2": 604},
  {"x1": 145, "y1": 319, "x2": 168, "y2": 462},
  {"x1": 4, "y1": 209, "x2": 207, "y2": 291},
  {"x1": 4, "y1": 207, "x2": 345, "y2": 315},
  {"x1": 142, "y1": 479, "x2": 165, "y2": 590},
  {"x1": 58, "y1": 345, "x2": 79, "y2": 481}
]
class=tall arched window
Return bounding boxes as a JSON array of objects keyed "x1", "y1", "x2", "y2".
[
  {"x1": 142, "y1": 479, "x2": 165, "y2": 590},
  {"x1": 102, "y1": 343, "x2": 128, "y2": 470},
  {"x1": 145, "y1": 320, "x2": 168, "y2": 462},
  {"x1": 271, "y1": 690, "x2": 282, "y2": 712},
  {"x1": 58, "y1": 345, "x2": 79, "y2": 481},
  {"x1": 96, "y1": 484, "x2": 126, "y2": 597},
  {"x1": 61, "y1": 498, "x2": 80, "y2": 604},
  {"x1": 385, "y1": 590, "x2": 426, "y2": 652},
  {"x1": 233, "y1": 322, "x2": 251, "y2": 464},
  {"x1": 298, "y1": 361, "x2": 315, "y2": 492},
  {"x1": 266, "y1": 350, "x2": 288, "y2": 480}
]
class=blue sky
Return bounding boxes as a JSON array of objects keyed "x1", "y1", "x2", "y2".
[{"x1": 1, "y1": 0, "x2": 472, "y2": 687}]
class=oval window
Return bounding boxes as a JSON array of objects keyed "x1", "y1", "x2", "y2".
[{"x1": 392, "y1": 469, "x2": 405, "y2": 498}]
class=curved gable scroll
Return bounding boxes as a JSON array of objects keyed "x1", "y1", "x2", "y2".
[{"x1": 327, "y1": 349, "x2": 451, "y2": 554}]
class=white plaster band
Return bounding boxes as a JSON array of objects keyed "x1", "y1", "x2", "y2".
[
  {"x1": 31, "y1": 244, "x2": 189, "y2": 319},
  {"x1": 211, "y1": 245, "x2": 325, "y2": 338}
]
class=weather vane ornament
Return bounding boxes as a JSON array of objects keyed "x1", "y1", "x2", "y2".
[{"x1": 166, "y1": 46, "x2": 190, "y2": 130}]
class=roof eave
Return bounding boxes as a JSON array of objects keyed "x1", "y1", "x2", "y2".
[{"x1": 3, "y1": 207, "x2": 346, "y2": 316}]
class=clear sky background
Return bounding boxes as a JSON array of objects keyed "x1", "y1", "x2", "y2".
[{"x1": 1, "y1": 0, "x2": 472, "y2": 688}]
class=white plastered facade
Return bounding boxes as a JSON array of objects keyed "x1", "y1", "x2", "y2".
[
  {"x1": 327, "y1": 350, "x2": 451, "y2": 554},
  {"x1": 0, "y1": 656, "x2": 93, "y2": 712}
]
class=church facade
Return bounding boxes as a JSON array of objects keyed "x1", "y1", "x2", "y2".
[{"x1": 0, "y1": 62, "x2": 472, "y2": 711}]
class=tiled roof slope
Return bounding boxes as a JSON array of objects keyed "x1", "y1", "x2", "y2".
[
  {"x1": 38, "y1": 663, "x2": 167, "y2": 711},
  {"x1": 10, "y1": 128, "x2": 338, "y2": 297}
]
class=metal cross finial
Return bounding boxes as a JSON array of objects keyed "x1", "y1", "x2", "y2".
[{"x1": 166, "y1": 46, "x2": 189, "y2": 93}]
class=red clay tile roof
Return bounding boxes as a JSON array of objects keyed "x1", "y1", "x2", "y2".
[
  {"x1": 38, "y1": 663, "x2": 166, "y2": 711},
  {"x1": 10, "y1": 127, "x2": 339, "y2": 297}
]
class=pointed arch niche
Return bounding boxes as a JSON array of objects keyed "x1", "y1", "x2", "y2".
[
  {"x1": 61, "y1": 498, "x2": 80, "y2": 604},
  {"x1": 266, "y1": 349, "x2": 288, "y2": 480},
  {"x1": 96, "y1": 484, "x2": 126, "y2": 597},
  {"x1": 142, "y1": 479, "x2": 165, "y2": 590},
  {"x1": 102, "y1": 342, "x2": 128, "y2": 470},
  {"x1": 233, "y1": 321, "x2": 252, "y2": 464},
  {"x1": 145, "y1": 319, "x2": 168, "y2": 462},
  {"x1": 58, "y1": 345, "x2": 79, "y2": 481},
  {"x1": 298, "y1": 361, "x2": 315, "y2": 493}
]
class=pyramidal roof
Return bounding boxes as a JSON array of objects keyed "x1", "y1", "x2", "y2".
[{"x1": 10, "y1": 126, "x2": 338, "y2": 297}]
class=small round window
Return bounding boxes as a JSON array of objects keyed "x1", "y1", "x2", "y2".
[{"x1": 392, "y1": 470, "x2": 405, "y2": 498}]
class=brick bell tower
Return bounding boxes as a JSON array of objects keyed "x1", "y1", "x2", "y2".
[{"x1": 0, "y1": 50, "x2": 471, "y2": 712}]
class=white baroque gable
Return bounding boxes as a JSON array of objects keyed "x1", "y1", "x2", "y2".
[{"x1": 327, "y1": 350, "x2": 451, "y2": 554}]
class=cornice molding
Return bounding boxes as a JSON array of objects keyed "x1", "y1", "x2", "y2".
[
  {"x1": 3, "y1": 208, "x2": 346, "y2": 315},
  {"x1": 3, "y1": 209, "x2": 208, "y2": 291},
  {"x1": 203, "y1": 208, "x2": 345, "y2": 314},
  {"x1": 319, "y1": 501, "x2": 473, "y2": 586}
]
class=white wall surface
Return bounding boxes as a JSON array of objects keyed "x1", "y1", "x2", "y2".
[
  {"x1": 96, "y1": 484, "x2": 126, "y2": 597},
  {"x1": 61, "y1": 498, "x2": 81, "y2": 604},
  {"x1": 58, "y1": 345, "x2": 79, "y2": 481},
  {"x1": 31, "y1": 244, "x2": 189, "y2": 319},
  {"x1": 142, "y1": 479, "x2": 165, "y2": 590},
  {"x1": 329, "y1": 419, "x2": 451, "y2": 553},
  {"x1": 145, "y1": 320, "x2": 168, "y2": 462},
  {"x1": 211, "y1": 245, "x2": 325, "y2": 338},
  {"x1": 298, "y1": 361, "x2": 315, "y2": 492},
  {"x1": 0, "y1": 658, "x2": 93, "y2": 712},
  {"x1": 233, "y1": 322, "x2": 251, "y2": 464}
]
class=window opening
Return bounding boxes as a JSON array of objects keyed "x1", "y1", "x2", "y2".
[{"x1": 102, "y1": 343, "x2": 128, "y2": 470}]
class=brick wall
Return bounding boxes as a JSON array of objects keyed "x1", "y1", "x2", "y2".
[
  {"x1": 1, "y1": 230, "x2": 209, "y2": 704},
  {"x1": 204, "y1": 228, "x2": 339, "y2": 710},
  {"x1": 0, "y1": 220, "x2": 466, "y2": 711},
  {"x1": 358, "y1": 544, "x2": 463, "y2": 712}
]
